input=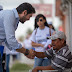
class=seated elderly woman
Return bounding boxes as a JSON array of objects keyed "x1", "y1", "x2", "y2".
[{"x1": 31, "y1": 31, "x2": 72, "y2": 72}]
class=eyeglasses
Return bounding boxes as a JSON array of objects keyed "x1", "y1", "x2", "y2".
[{"x1": 37, "y1": 19, "x2": 43, "y2": 22}]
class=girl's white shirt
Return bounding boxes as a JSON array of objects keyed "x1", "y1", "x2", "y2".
[{"x1": 30, "y1": 26, "x2": 54, "y2": 52}]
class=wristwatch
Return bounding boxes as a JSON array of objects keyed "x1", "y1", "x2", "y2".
[{"x1": 24, "y1": 49, "x2": 29, "y2": 55}]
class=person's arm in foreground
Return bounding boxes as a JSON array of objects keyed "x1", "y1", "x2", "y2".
[
  {"x1": 32, "y1": 65, "x2": 55, "y2": 72},
  {"x1": 16, "y1": 47, "x2": 26, "y2": 53},
  {"x1": 34, "y1": 51, "x2": 46, "y2": 58},
  {"x1": 25, "y1": 49, "x2": 49, "y2": 59},
  {"x1": 24, "y1": 49, "x2": 46, "y2": 59}
]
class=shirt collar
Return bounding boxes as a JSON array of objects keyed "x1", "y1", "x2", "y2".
[{"x1": 12, "y1": 8, "x2": 19, "y2": 19}]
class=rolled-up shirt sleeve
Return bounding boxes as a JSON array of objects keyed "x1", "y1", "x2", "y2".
[
  {"x1": 44, "y1": 48, "x2": 53, "y2": 59},
  {"x1": 4, "y1": 11, "x2": 22, "y2": 50}
]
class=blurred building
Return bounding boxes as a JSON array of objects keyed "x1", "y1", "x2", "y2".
[{"x1": 55, "y1": 0, "x2": 72, "y2": 52}]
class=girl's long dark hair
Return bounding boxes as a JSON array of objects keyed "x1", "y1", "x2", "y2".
[{"x1": 34, "y1": 14, "x2": 49, "y2": 29}]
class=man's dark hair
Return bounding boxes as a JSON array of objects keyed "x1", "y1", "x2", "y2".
[
  {"x1": 16, "y1": 2, "x2": 35, "y2": 14},
  {"x1": 34, "y1": 14, "x2": 49, "y2": 29}
]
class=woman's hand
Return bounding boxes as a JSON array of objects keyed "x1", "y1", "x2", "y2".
[{"x1": 40, "y1": 44, "x2": 44, "y2": 47}]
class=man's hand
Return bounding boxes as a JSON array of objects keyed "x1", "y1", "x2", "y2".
[
  {"x1": 24, "y1": 49, "x2": 35, "y2": 59},
  {"x1": 32, "y1": 67, "x2": 38, "y2": 72},
  {"x1": 40, "y1": 44, "x2": 44, "y2": 47},
  {"x1": 16, "y1": 47, "x2": 26, "y2": 53},
  {"x1": 29, "y1": 49, "x2": 35, "y2": 56}
]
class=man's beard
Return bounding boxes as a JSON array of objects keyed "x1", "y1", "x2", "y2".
[
  {"x1": 19, "y1": 16, "x2": 26, "y2": 24},
  {"x1": 19, "y1": 20, "x2": 25, "y2": 23}
]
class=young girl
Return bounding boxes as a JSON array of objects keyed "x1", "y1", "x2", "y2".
[{"x1": 30, "y1": 14, "x2": 54, "y2": 68}]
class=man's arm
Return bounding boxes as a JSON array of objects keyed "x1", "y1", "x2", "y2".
[
  {"x1": 4, "y1": 11, "x2": 23, "y2": 51},
  {"x1": 16, "y1": 47, "x2": 26, "y2": 54},
  {"x1": 16, "y1": 48, "x2": 46, "y2": 58},
  {"x1": 32, "y1": 66, "x2": 55, "y2": 72},
  {"x1": 16, "y1": 48, "x2": 35, "y2": 57},
  {"x1": 34, "y1": 51, "x2": 46, "y2": 58}
]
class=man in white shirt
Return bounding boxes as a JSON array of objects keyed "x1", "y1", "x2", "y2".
[{"x1": 0, "y1": 3, "x2": 35, "y2": 72}]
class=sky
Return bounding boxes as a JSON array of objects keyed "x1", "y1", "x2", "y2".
[
  {"x1": 0, "y1": 0, "x2": 55, "y2": 9},
  {"x1": 0, "y1": 0, "x2": 58, "y2": 39}
]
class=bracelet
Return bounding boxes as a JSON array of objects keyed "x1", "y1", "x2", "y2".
[{"x1": 24, "y1": 49, "x2": 29, "y2": 55}]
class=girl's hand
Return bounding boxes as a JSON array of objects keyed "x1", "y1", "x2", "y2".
[{"x1": 40, "y1": 44, "x2": 44, "y2": 47}]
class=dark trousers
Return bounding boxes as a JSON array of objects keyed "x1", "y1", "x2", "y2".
[
  {"x1": 6, "y1": 54, "x2": 10, "y2": 72},
  {"x1": 0, "y1": 52, "x2": 3, "y2": 72},
  {"x1": 2, "y1": 53, "x2": 6, "y2": 72}
]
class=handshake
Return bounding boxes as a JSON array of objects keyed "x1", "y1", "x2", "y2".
[
  {"x1": 23, "y1": 48, "x2": 46, "y2": 59},
  {"x1": 16, "y1": 47, "x2": 46, "y2": 59},
  {"x1": 24, "y1": 49, "x2": 36, "y2": 59}
]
